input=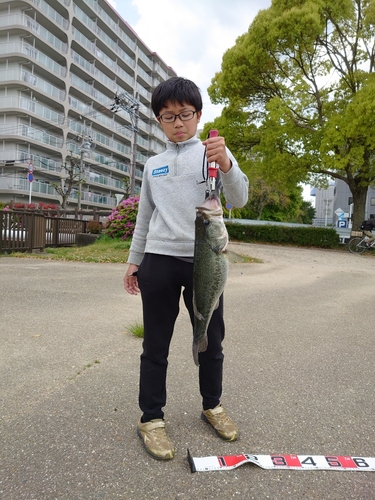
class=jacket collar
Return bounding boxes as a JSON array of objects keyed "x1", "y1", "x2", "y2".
[{"x1": 166, "y1": 136, "x2": 201, "y2": 150}]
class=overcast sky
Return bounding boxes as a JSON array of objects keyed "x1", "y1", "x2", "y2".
[{"x1": 107, "y1": 0, "x2": 271, "y2": 126}]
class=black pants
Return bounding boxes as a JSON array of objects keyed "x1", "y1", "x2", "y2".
[{"x1": 137, "y1": 253, "x2": 225, "y2": 422}]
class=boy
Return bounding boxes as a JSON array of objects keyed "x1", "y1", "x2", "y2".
[{"x1": 124, "y1": 77, "x2": 249, "y2": 460}]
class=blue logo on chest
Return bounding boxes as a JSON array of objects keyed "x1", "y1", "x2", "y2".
[{"x1": 152, "y1": 165, "x2": 169, "y2": 177}]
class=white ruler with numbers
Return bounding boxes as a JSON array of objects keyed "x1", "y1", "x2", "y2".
[{"x1": 187, "y1": 450, "x2": 375, "y2": 473}]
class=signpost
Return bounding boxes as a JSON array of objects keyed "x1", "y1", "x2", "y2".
[
  {"x1": 335, "y1": 207, "x2": 349, "y2": 228},
  {"x1": 28, "y1": 162, "x2": 34, "y2": 204},
  {"x1": 225, "y1": 202, "x2": 233, "y2": 219}
]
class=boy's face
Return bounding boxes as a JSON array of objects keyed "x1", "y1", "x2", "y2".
[{"x1": 156, "y1": 101, "x2": 202, "y2": 142}]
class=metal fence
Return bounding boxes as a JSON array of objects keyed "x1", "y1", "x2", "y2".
[{"x1": 0, "y1": 210, "x2": 88, "y2": 253}]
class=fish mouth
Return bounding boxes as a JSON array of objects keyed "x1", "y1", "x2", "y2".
[{"x1": 196, "y1": 194, "x2": 223, "y2": 215}]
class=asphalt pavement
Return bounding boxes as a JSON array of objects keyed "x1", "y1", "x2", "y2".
[{"x1": 1, "y1": 244, "x2": 375, "y2": 499}]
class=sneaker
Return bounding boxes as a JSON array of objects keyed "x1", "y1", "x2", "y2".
[
  {"x1": 137, "y1": 419, "x2": 174, "y2": 460},
  {"x1": 201, "y1": 404, "x2": 239, "y2": 441}
]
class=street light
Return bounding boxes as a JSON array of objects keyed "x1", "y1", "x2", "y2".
[{"x1": 110, "y1": 92, "x2": 140, "y2": 197}]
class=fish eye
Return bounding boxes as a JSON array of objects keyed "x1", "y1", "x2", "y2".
[{"x1": 203, "y1": 219, "x2": 210, "y2": 226}]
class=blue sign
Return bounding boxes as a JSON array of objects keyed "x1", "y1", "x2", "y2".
[
  {"x1": 226, "y1": 203, "x2": 233, "y2": 210},
  {"x1": 337, "y1": 220, "x2": 347, "y2": 228},
  {"x1": 28, "y1": 173, "x2": 34, "y2": 182}
]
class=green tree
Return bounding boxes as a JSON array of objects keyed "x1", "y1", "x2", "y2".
[
  {"x1": 208, "y1": 0, "x2": 375, "y2": 229},
  {"x1": 299, "y1": 200, "x2": 316, "y2": 224},
  {"x1": 238, "y1": 179, "x2": 314, "y2": 222},
  {"x1": 200, "y1": 122, "x2": 313, "y2": 223}
]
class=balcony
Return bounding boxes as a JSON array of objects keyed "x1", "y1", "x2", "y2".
[
  {"x1": 72, "y1": 27, "x2": 134, "y2": 88},
  {"x1": 0, "y1": 177, "x2": 56, "y2": 197},
  {"x1": 138, "y1": 50, "x2": 152, "y2": 69},
  {"x1": 74, "y1": 5, "x2": 136, "y2": 69},
  {"x1": 83, "y1": 0, "x2": 136, "y2": 51},
  {"x1": 71, "y1": 49, "x2": 117, "y2": 92},
  {"x1": 137, "y1": 84, "x2": 151, "y2": 101},
  {"x1": 85, "y1": 172, "x2": 125, "y2": 190},
  {"x1": 1, "y1": 124, "x2": 63, "y2": 149},
  {"x1": 29, "y1": 0, "x2": 69, "y2": 30},
  {"x1": 71, "y1": 190, "x2": 117, "y2": 207},
  {"x1": 0, "y1": 13, "x2": 68, "y2": 54},
  {"x1": 92, "y1": 153, "x2": 130, "y2": 174},
  {"x1": 0, "y1": 96, "x2": 65, "y2": 125},
  {"x1": 0, "y1": 41, "x2": 67, "y2": 79},
  {"x1": 19, "y1": 151, "x2": 63, "y2": 173},
  {"x1": 0, "y1": 68, "x2": 66, "y2": 102}
]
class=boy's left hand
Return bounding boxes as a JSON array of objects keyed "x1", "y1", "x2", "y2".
[{"x1": 202, "y1": 135, "x2": 232, "y2": 173}]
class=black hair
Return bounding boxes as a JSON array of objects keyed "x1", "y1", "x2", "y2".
[{"x1": 151, "y1": 77, "x2": 203, "y2": 117}]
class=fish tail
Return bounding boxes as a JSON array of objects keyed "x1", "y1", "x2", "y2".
[{"x1": 192, "y1": 337, "x2": 208, "y2": 366}]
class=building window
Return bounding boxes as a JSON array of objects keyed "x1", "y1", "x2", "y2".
[{"x1": 370, "y1": 197, "x2": 375, "y2": 206}]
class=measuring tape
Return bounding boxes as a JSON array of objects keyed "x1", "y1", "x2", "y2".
[{"x1": 187, "y1": 450, "x2": 375, "y2": 473}]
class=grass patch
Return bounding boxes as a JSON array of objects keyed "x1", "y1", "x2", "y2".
[
  {"x1": 227, "y1": 249, "x2": 263, "y2": 264},
  {"x1": 7, "y1": 235, "x2": 131, "y2": 263},
  {"x1": 126, "y1": 320, "x2": 144, "y2": 338},
  {"x1": 242, "y1": 255, "x2": 263, "y2": 263},
  {"x1": 4, "y1": 236, "x2": 261, "y2": 265}
]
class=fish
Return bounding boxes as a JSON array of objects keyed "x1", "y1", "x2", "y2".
[{"x1": 192, "y1": 194, "x2": 229, "y2": 366}]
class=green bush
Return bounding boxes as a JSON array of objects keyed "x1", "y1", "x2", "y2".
[
  {"x1": 226, "y1": 223, "x2": 340, "y2": 249},
  {"x1": 104, "y1": 196, "x2": 139, "y2": 240}
]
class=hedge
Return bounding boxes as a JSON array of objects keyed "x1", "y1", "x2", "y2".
[{"x1": 225, "y1": 223, "x2": 340, "y2": 249}]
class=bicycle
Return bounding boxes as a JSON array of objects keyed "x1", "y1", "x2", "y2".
[{"x1": 348, "y1": 232, "x2": 375, "y2": 254}]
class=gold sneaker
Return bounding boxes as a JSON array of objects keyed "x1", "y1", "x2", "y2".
[
  {"x1": 137, "y1": 419, "x2": 174, "y2": 460},
  {"x1": 201, "y1": 404, "x2": 239, "y2": 441}
]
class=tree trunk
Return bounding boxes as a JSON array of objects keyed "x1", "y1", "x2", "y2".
[{"x1": 350, "y1": 184, "x2": 368, "y2": 231}]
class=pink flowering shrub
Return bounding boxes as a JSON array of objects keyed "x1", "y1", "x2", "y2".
[{"x1": 104, "y1": 196, "x2": 139, "y2": 240}]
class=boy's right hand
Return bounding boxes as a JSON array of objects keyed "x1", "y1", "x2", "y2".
[{"x1": 124, "y1": 264, "x2": 140, "y2": 295}]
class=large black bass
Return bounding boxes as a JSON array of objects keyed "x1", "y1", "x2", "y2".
[{"x1": 192, "y1": 194, "x2": 229, "y2": 366}]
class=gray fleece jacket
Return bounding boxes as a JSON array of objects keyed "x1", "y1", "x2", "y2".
[{"x1": 128, "y1": 136, "x2": 249, "y2": 266}]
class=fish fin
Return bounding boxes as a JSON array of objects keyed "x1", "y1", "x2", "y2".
[{"x1": 192, "y1": 337, "x2": 208, "y2": 366}]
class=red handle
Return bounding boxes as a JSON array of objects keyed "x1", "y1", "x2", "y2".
[{"x1": 208, "y1": 130, "x2": 219, "y2": 178}]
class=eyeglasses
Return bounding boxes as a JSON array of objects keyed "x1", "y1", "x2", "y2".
[{"x1": 158, "y1": 110, "x2": 197, "y2": 123}]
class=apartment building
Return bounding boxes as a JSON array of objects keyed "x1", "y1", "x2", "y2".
[{"x1": 0, "y1": 0, "x2": 176, "y2": 209}]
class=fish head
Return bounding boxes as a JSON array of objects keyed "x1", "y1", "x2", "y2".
[{"x1": 195, "y1": 195, "x2": 228, "y2": 252}]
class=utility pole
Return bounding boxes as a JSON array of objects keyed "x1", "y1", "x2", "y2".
[{"x1": 110, "y1": 91, "x2": 140, "y2": 197}]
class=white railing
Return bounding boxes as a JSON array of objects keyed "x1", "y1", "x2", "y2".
[
  {"x1": 0, "y1": 96, "x2": 64, "y2": 125},
  {"x1": 0, "y1": 69, "x2": 66, "y2": 101},
  {"x1": 29, "y1": 0, "x2": 69, "y2": 30},
  {"x1": 0, "y1": 13, "x2": 68, "y2": 54},
  {"x1": 86, "y1": 172, "x2": 124, "y2": 190},
  {"x1": 137, "y1": 65, "x2": 152, "y2": 85},
  {"x1": 0, "y1": 177, "x2": 56, "y2": 196},
  {"x1": 0, "y1": 124, "x2": 63, "y2": 149},
  {"x1": 0, "y1": 41, "x2": 66, "y2": 78}
]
